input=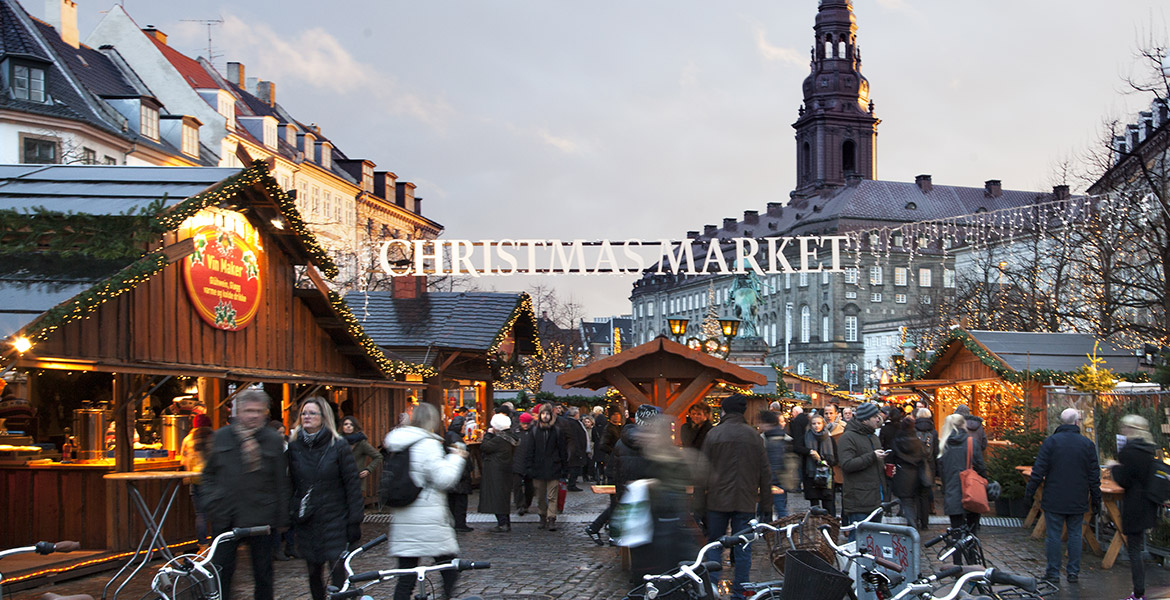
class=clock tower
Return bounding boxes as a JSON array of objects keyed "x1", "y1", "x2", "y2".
[{"x1": 792, "y1": 0, "x2": 879, "y2": 198}]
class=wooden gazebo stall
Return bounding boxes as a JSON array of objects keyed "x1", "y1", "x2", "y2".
[
  {"x1": 555, "y1": 336, "x2": 766, "y2": 420},
  {"x1": 0, "y1": 163, "x2": 430, "y2": 560}
]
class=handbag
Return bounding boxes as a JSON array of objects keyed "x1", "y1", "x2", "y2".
[
  {"x1": 611, "y1": 479, "x2": 653, "y2": 547},
  {"x1": 813, "y1": 462, "x2": 832, "y2": 489},
  {"x1": 960, "y1": 437, "x2": 990, "y2": 514}
]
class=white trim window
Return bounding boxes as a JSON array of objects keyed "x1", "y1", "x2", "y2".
[
  {"x1": 869, "y1": 266, "x2": 883, "y2": 285},
  {"x1": 797, "y1": 362, "x2": 807, "y2": 376},
  {"x1": 894, "y1": 267, "x2": 907, "y2": 286},
  {"x1": 845, "y1": 267, "x2": 859, "y2": 284},
  {"x1": 785, "y1": 274, "x2": 792, "y2": 289},
  {"x1": 921, "y1": 295, "x2": 932, "y2": 305},
  {"x1": 800, "y1": 305, "x2": 811, "y2": 343},
  {"x1": 845, "y1": 290, "x2": 857, "y2": 299},
  {"x1": 895, "y1": 293, "x2": 907, "y2": 304},
  {"x1": 845, "y1": 316, "x2": 858, "y2": 342},
  {"x1": 822, "y1": 271, "x2": 831, "y2": 285},
  {"x1": 181, "y1": 123, "x2": 199, "y2": 157},
  {"x1": 799, "y1": 273, "x2": 809, "y2": 287},
  {"x1": 140, "y1": 105, "x2": 159, "y2": 141},
  {"x1": 919, "y1": 268, "x2": 933, "y2": 287},
  {"x1": 871, "y1": 292, "x2": 882, "y2": 303},
  {"x1": 822, "y1": 363, "x2": 830, "y2": 382},
  {"x1": 944, "y1": 268, "x2": 956, "y2": 288},
  {"x1": 13, "y1": 64, "x2": 46, "y2": 102},
  {"x1": 822, "y1": 316, "x2": 830, "y2": 341}
]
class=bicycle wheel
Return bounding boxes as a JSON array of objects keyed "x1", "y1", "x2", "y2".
[{"x1": 167, "y1": 569, "x2": 221, "y2": 600}]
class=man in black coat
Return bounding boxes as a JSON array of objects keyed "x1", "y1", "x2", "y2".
[
  {"x1": 680, "y1": 402, "x2": 713, "y2": 450},
  {"x1": 525, "y1": 403, "x2": 567, "y2": 530},
  {"x1": 1024, "y1": 408, "x2": 1102, "y2": 584},
  {"x1": 202, "y1": 389, "x2": 290, "y2": 600},
  {"x1": 562, "y1": 406, "x2": 589, "y2": 491}
]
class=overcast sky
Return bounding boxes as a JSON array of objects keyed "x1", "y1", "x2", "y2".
[{"x1": 65, "y1": 1, "x2": 1169, "y2": 319}]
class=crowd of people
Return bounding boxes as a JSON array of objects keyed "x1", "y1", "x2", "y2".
[{"x1": 178, "y1": 388, "x2": 1164, "y2": 600}]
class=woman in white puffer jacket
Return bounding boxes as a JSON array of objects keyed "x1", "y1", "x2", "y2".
[{"x1": 383, "y1": 402, "x2": 468, "y2": 600}]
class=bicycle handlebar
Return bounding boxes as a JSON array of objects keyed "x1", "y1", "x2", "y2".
[
  {"x1": 817, "y1": 525, "x2": 902, "y2": 572},
  {"x1": 889, "y1": 567, "x2": 1034, "y2": 600},
  {"x1": 231, "y1": 526, "x2": 271, "y2": 538},
  {"x1": 837, "y1": 500, "x2": 898, "y2": 533},
  {"x1": 873, "y1": 556, "x2": 904, "y2": 573},
  {"x1": 452, "y1": 559, "x2": 491, "y2": 571},
  {"x1": 53, "y1": 541, "x2": 81, "y2": 553},
  {"x1": 357, "y1": 534, "x2": 388, "y2": 554},
  {"x1": 924, "y1": 533, "x2": 946, "y2": 548}
]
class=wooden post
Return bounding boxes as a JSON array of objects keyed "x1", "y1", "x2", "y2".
[{"x1": 282, "y1": 383, "x2": 293, "y2": 431}]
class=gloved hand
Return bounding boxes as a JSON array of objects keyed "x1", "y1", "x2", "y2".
[{"x1": 347, "y1": 522, "x2": 362, "y2": 544}]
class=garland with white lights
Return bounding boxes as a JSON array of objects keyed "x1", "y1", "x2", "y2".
[{"x1": 326, "y1": 291, "x2": 436, "y2": 378}]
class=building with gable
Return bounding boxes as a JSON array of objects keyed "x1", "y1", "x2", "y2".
[{"x1": 629, "y1": 0, "x2": 1066, "y2": 390}]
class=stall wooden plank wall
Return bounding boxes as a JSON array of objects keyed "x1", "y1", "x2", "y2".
[{"x1": 350, "y1": 387, "x2": 404, "y2": 504}]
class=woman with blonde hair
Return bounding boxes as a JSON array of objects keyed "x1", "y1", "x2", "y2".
[
  {"x1": 938, "y1": 413, "x2": 986, "y2": 551},
  {"x1": 1111, "y1": 414, "x2": 1159, "y2": 600},
  {"x1": 286, "y1": 397, "x2": 363, "y2": 600}
]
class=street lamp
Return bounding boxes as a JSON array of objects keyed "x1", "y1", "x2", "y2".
[
  {"x1": 718, "y1": 318, "x2": 740, "y2": 340},
  {"x1": 901, "y1": 340, "x2": 918, "y2": 362},
  {"x1": 667, "y1": 317, "x2": 689, "y2": 342}
]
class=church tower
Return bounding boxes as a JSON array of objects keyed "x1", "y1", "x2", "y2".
[{"x1": 792, "y1": 0, "x2": 879, "y2": 198}]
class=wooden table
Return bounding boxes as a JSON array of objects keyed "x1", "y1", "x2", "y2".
[
  {"x1": 1017, "y1": 466, "x2": 1124, "y2": 568},
  {"x1": 101, "y1": 471, "x2": 199, "y2": 600}
]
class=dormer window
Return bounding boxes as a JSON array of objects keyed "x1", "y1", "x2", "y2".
[
  {"x1": 181, "y1": 122, "x2": 199, "y2": 157},
  {"x1": 140, "y1": 104, "x2": 159, "y2": 141},
  {"x1": 263, "y1": 119, "x2": 277, "y2": 148},
  {"x1": 13, "y1": 64, "x2": 46, "y2": 102},
  {"x1": 319, "y1": 142, "x2": 332, "y2": 169}
]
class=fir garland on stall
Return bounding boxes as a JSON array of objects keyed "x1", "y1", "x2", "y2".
[{"x1": 326, "y1": 291, "x2": 436, "y2": 378}]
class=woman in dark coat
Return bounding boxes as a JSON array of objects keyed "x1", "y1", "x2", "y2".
[
  {"x1": 444, "y1": 416, "x2": 474, "y2": 532},
  {"x1": 1111, "y1": 415, "x2": 1160, "y2": 600},
  {"x1": 478, "y1": 413, "x2": 519, "y2": 532},
  {"x1": 891, "y1": 417, "x2": 929, "y2": 530},
  {"x1": 938, "y1": 413, "x2": 986, "y2": 554},
  {"x1": 287, "y1": 397, "x2": 363, "y2": 600},
  {"x1": 914, "y1": 409, "x2": 939, "y2": 520},
  {"x1": 801, "y1": 414, "x2": 837, "y2": 515},
  {"x1": 340, "y1": 415, "x2": 382, "y2": 480}
]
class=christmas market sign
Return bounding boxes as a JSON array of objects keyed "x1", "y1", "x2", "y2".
[{"x1": 183, "y1": 225, "x2": 263, "y2": 331}]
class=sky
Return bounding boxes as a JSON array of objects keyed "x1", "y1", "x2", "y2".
[{"x1": 62, "y1": 1, "x2": 1170, "y2": 320}]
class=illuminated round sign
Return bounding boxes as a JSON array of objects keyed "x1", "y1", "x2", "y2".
[{"x1": 183, "y1": 225, "x2": 263, "y2": 331}]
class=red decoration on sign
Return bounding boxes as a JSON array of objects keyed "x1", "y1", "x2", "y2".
[{"x1": 182, "y1": 225, "x2": 263, "y2": 331}]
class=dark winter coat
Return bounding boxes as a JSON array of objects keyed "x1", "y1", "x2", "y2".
[
  {"x1": 914, "y1": 418, "x2": 939, "y2": 482},
  {"x1": 345, "y1": 431, "x2": 383, "y2": 476},
  {"x1": 629, "y1": 455, "x2": 702, "y2": 583},
  {"x1": 680, "y1": 419, "x2": 713, "y2": 450},
  {"x1": 965, "y1": 415, "x2": 988, "y2": 452},
  {"x1": 444, "y1": 418, "x2": 473, "y2": 494},
  {"x1": 939, "y1": 431, "x2": 987, "y2": 516},
  {"x1": 564, "y1": 417, "x2": 589, "y2": 469},
  {"x1": 1112, "y1": 437, "x2": 1159, "y2": 533},
  {"x1": 762, "y1": 425, "x2": 788, "y2": 488},
  {"x1": 287, "y1": 431, "x2": 363, "y2": 563},
  {"x1": 598, "y1": 421, "x2": 622, "y2": 463},
  {"x1": 478, "y1": 430, "x2": 518, "y2": 515},
  {"x1": 879, "y1": 411, "x2": 904, "y2": 452},
  {"x1": 838, "y1": 417, "x2": 885, "y2": 514},
  {"x1": 1024, "y1": 424, "x2": 1101, "y2": 515},
  {"x1": 202, "y1": 425, "x2": 291, "y2": 534},
  {"x1": 525, "y1": 423, "x2": 567, "y2": 480},
  {"x1": 802, "y1": 426, "x2": 837, "y2": 502},
  {"x1": 891, "y1": 431, "x2": 928, "y2": 499},
  {"x1": 608, "y1": 423, "x2": 652, "y2": 498},
  {"x1": 513, "y1": 426, "x2": 533, "y2": 474},
  {"x1": 694, "y1": 413, "x2": 771, "y2": 514}
]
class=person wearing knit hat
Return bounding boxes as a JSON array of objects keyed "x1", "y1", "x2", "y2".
[
  {"x1": 837, "y1": 402, "x2": 890, "y2": 535},
  {"x1": 634, "y1": 403, "x2": 661, "y2": 426},
  {"x1": 480, "y1": 413, "x2": 520, "y2": 532},
  {"x1": 695, "y1": 394, "x2": 772, "y2": 599},
  {"x1": 512, "y1": 411, "x2": 536, "y2": 515},
  {"x1": 518, "y1": 412, "x2": 534, "y2": 425}
]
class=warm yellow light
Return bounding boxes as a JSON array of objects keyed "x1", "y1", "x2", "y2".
[{"x1": 12, "y1": 337, "x2": 31, "y2": 353}]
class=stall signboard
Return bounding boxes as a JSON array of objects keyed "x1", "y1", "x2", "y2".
[{"x1": 182, "y1": 224, "x2": 263, "y2": 331}]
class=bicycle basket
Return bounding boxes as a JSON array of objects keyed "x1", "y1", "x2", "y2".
[
  {"x1": 779, "y1": 550, "x2": 852, "y2": 600},
  {"x1": 764, "y1": 512, "x2": 839, "y2": 575}
]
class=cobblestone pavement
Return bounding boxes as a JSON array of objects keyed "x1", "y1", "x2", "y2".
[{"x1": 11, "y1": 488, "x2": 1170, "y2": 600}]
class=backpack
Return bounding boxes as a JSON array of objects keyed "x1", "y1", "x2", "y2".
[
  {"x1": 380, "y1": 439, "x2": 423, "y2": 507},
  {"x1": 1146, "y1": 459, "x2": 1170, "y2": 506}
]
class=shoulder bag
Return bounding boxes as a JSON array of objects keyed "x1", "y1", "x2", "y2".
[{"x1": 960, "y1": 437, "x2": 990, "y2": 514}]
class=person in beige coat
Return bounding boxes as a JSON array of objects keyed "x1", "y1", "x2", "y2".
[{"x1": 383, "y1": 403, "x2": 468, "y2": 600}]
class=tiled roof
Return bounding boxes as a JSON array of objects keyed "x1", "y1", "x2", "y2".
[
  {"x1": 0, "y1": 255, "x2": 127, "y2": 337},
  {"x1": 0, "y1": 165, "x2": 243, "y2": 214},
  {"x1": 346, "y1": 291, "x2": 527, "y2": 352},
  {"x1": 967, "y1": 330, "x2": 1140, "y2": 374},
  {"x1": 148, "y1": 35, "x2": 218, "y2": 89},
  {"x1": 0, "y1": 0, "x2": 46, "y2": 59},
  {"x1": 29, "y1": 19, "x2": 138, "y2": 97}
]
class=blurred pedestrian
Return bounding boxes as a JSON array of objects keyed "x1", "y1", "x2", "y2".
[
  {"x1": 696, "y1": 395, "x2": 771, "y2": 600},
  {"x1": 629, "y1": 414, "x2": 702, "y2": 583},
  {"x1": 586, "y1": 404, "x2": 656, "y2": 545},
  {"x1": 939, "y1": 413, "x2": 987, "y2": 563},
  {"x1": 201, "y1": 389, "x2": 289, "y2": 600},
  {"x1": 444, "y1": 415, "x2": 474, "y2": 532},
  {"x1": 287, "y1": 397, "x2": 363, "y2": 600},
  {"x1": 1024, "y1": 408, "x2": 1101, "y2": 583},
  {"x1": 179, "y1": 413, "x2": 213, "y2": 547},
  {"x1": 1111, "y1": 414, "x2": 1160, "y2": 600},
  {"x1": 891, "y1": 417, "x2": 929, "y2": 530},
  {"x1": 479, "y1": 413, "x2": 519, "y2": 532},
  {"x1": 759, "y1": 410, "x2": 790, "y2": 520},
  {"x1": 513, "y1": 412, "x2": 535, "y2": 515},
  {"x1": 525, "y1": 403, "x2": 567, "y2": 531},
  {"x1": 384, "y1": 402, "x2": 468, "y2": 600},
  {"x1": 564, "y1": 406, "x2": 589, "y2": 491}
]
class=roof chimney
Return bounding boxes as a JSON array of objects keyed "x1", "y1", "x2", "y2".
[
  {"x1": 141, "y1": 25, "x2": 166, "y2": 46},
  {"x1": 703, "y1": 224, "x2": 717, "y2": 236},
  {"x1": 915, "y1": 174, "x2": 933, "y2": 193},
  {"x1": 1052, "y1": 185, "x2": 1070, "y2": 200},
  {"x1": 686, "y1": 231, "x2": 700, "y2": 240},
  {"x1": 744, "y1": 210, "x2": 759, "y2": 224},
  {"x1": 984, "y1": 179, "x2": 1002, "y2": 198},
  {"x1": 722, "y1": 217, "x2": 738, "y2": 229},
  {"x1": 227, "y1": 62, "x2": 245, "y2": 88},
  {"x1": 246, "y1": 77, "x2": 259, "y2": 96},
  {"x1": 256, "y1": 81, "x2": 276, "y2": 107},
  {"x1": 766, "y1": 202, "x2": 784, "y2": 215},
  {"x1": 45, "y1": 0, "x2": 79, "y2": 48}
]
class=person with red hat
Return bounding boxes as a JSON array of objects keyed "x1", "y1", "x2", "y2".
[{"x1": 512, "y1": 411, "x2": 536, "y2": 515}]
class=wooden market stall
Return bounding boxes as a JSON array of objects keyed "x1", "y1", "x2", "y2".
[{"x1": 0, "y1": 163, "x2": 430, "y2": 562}]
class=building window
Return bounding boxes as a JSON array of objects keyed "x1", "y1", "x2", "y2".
[
  {"x1": 845, "y1": 316, "x2": 858, "y2": 342},
  {"x1": 182, "y1": 124, "x2": 199, "y2": 157},
  {"x1": 263, "y1": 119, "x2": 277, "y2": 148},
  {"x1": 894, "y1": 267, "x2": 907, "y2": 286},
  {"x1": 797, "y1": 362, "x2": 807, "y2": 376},
  {"x1": 22, "y1": 136, "x2": 57, "y2": 164},
  {"x1": 799, "y1": 272, "x2": 809, "y2": 287},
  {"x1": 921, "y1": 295, "x2": 932, "y2": 305},
  {"x1": 646, "y1": 301, "x2": 654, "y2": 317},
  {"x1": 103, "y1": 155, "x2": 117, "y2": 165},
  {"x1": 81, "y1": 147, "x2": 96, "y2": 165},
  {"x1": 822, "y1": 271, "x2": 830, "y2": 285},
  {"x1": 139, "y1": 104, "x2": 159, "y2": 141},
  {"x1": 918, "y1": 235, "x2": 928, "y2": 249},
  {"x1": 895, "y1": 293, "x2": 907, "y2": 304},
  {"x1": 845, "y1": 267, "x2": 858, "y2": 284},
  {"x1": 845, "y1": 290, "x2": 857, "y2": 299},
  {"x1": 944, "y1": 268, "x2": 956, "y2": 288},
  {"x1": 785, "y1": 273, "x2": 791, "y2": 289},
  {"x1": 871, "y1": 292, "x2": 882, "y2": 303},
  {"x1": 12, "y1": 64, "x2": 46, "y2": 102},
  {"x1": 822, "y1": 316, "x2": 830, "y2": 341},
  {"x1": 869, "y1": 266, "x2": 883, "y2": 285},
  {"x1": 919, "y1": 268, "x2": 932, "y2": 287},
  {"x1": 800, "y1": 305, "x2": 810, "y2": 343},
  {"x1": 312, "y1": 186, "x2": 320, "y2": 212},
  {"x1": 822, "y1": 363, "x2": 831, "y2": 382}
]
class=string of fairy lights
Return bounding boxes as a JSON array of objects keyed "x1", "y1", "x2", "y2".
[{"x1": 326, "y1": 290, "x2": 436, "y2": 378}]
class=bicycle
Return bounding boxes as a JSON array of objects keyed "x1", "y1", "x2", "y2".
[
  {"x1": 924, "y1": 525, "x2": 985, "y2": 567},
  {"x1": 889, "y1": 565, "x2": 1039, "y2": 600},
  {"x1": 141, "y1": 526, "x2": 270, "y2": 600},
  {"x1": 1, "y1": 540, "x2": 85, "y2": 599},
  {"x1": 328, "y1": 534, "x2": 489, "y2": 600}
]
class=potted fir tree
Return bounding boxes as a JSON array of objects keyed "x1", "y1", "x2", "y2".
[{"x1": 986, "y1": 400, "x2": 1046, "y2": 517}]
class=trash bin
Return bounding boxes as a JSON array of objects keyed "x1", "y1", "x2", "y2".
[{"x1": 780, "y1": 550, "x2": 852, "y2": 600}]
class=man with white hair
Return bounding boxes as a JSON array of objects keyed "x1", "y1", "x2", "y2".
[{"x1": 1024, "y1": 407, "x2": 1102, "y2": 585}]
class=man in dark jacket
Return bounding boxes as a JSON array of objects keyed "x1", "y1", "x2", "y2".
[
  {"x1": 696, "y1": 395, "x2": 771, "y2": 600},
  {"x1": 838, "y1": 402, "x2": 889, "y2": 532},
  {"x1": 787, "y1": 405, "x2": 810, "y2": 487},
  {"x1": 444, "y1": 416, "x2": 474, "y2": 532},
  {"x1": 760, "y1": 410, "x2": 789, "y2": 520},
  {"x1": 512, "y1": 411, "x2": 535, "y2": 514},
  {"x1": 1024, "y1": 408, "x2": 1102, "y2": 584},
  {"x1": 596, "y1": 407, "x2": 624, "y2": 485},
  {"x1": 202, "y1": 389, "x2": 290, "y2": 600},
  {"x1": 954, "y1": 404, "x2": 988, "y2": 451},
  {"x1": 680, "y1": 402, "x2": 713, "y2": 450},
  {"x1": 563, "y1": 406, "x2": 589, "y2": 491},
  {"x1": 525, "y1": 403, "x2": 567, "y2": 530}
]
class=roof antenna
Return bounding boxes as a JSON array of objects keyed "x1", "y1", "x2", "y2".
[{"x1": 181, "y1": 17, "x2": 224, "y2": 69}]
